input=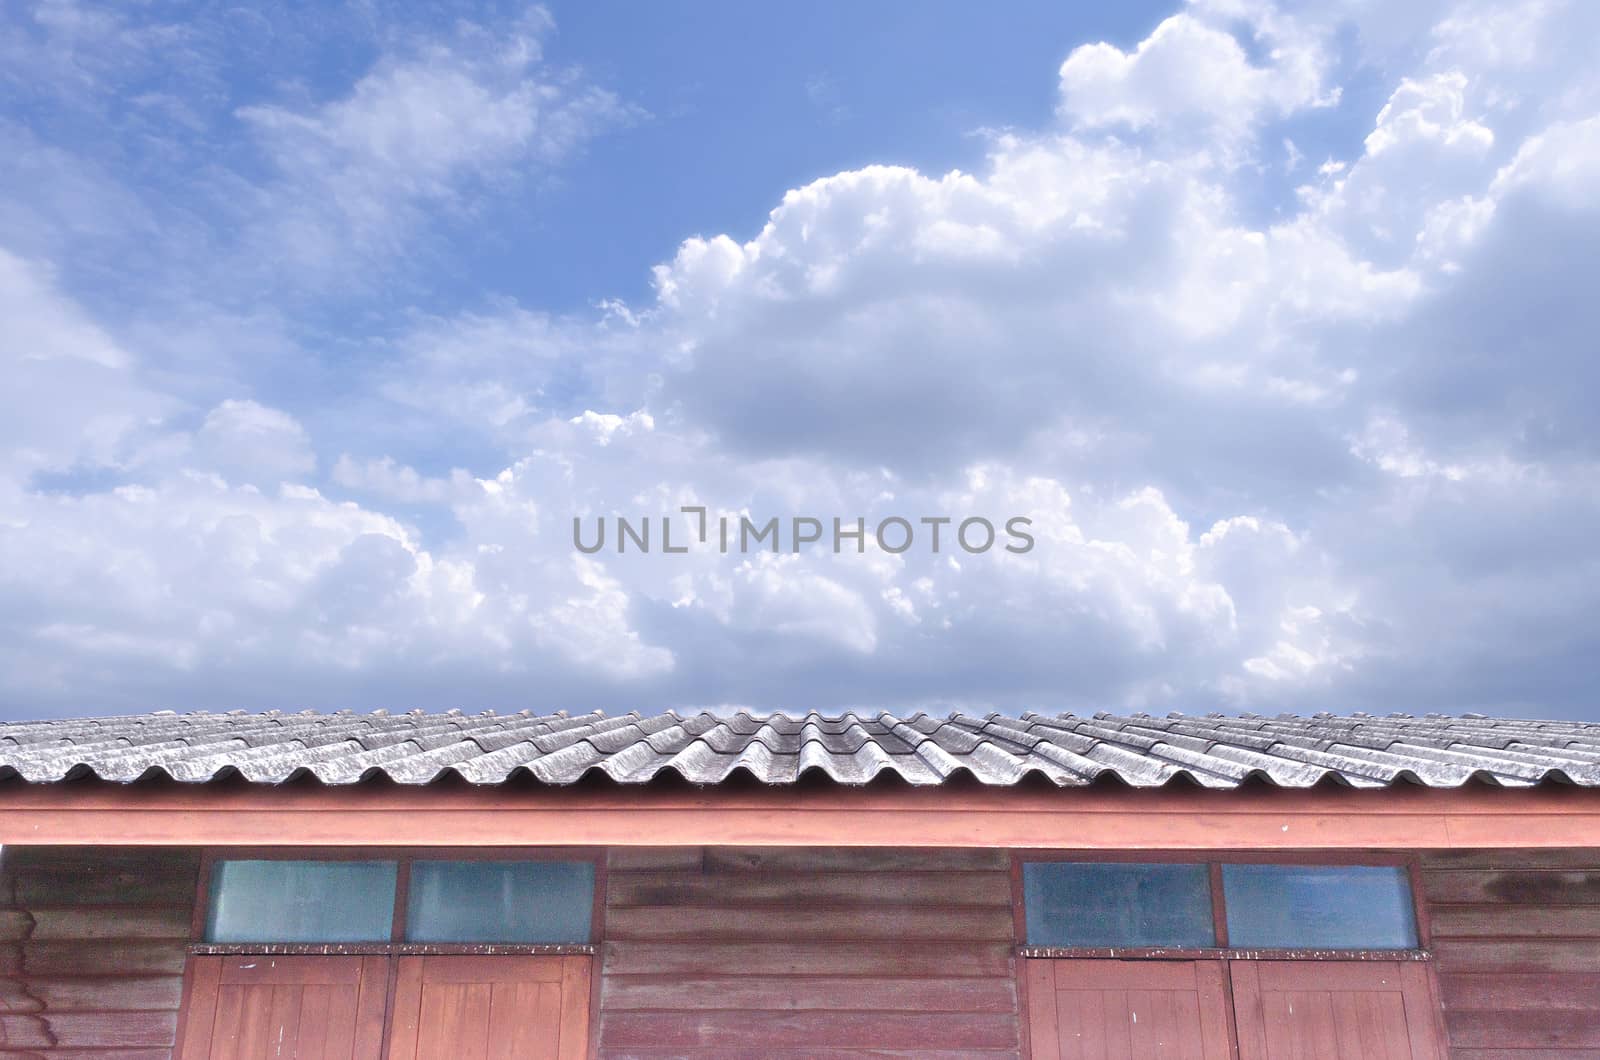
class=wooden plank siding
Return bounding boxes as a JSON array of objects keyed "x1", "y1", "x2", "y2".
[
  {"x1": 597, "y1": 847, "x2": 1021, "y2": 1059},
  {"x1": 4, "y1": 841, "x2": 1600, "y2": 1058},
  {"x1": 0, "y1": 846, "x2": 198, "y2": 1059},
  {"x1": 1423, "y1": 848, "x2": 1600, "y2": 1058}
]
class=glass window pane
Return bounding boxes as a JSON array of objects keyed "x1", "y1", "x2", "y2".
[
  {"x1": 406, "y1": 860, "x2": 595, "y2": 943},
  {"x1": 1222, "y1": 864, "x2": 1418, "y2": 948},
  {"x1": 206, "y1": 860, "x2": 397, "y2": 943},
  {"x1": 1023, "y1": 862, "x2": 1216, "y2": 948}
]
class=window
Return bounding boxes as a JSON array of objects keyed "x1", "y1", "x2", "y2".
[
  {"x1": 202, "y1": 856, "x2": 598, "y2": 946},
  {"x1": 1221, "y1": 864, "x2": 1419, "y2": 949},
  {"x1": 1021, "y1": 859, "x2": 1423, "y2": 953},
  {"x1": 1023, "y1": 862, "x2": 1216, "y2": 948},
  {"x1": 189, "y1": 856, "x2": 599, "y2": 1060},
  {"x1": 406, "y1": 860, "x2": 594, "y2": 943},
  {"x1": 206, "y1": 859, "x2": 398, "y2": 943}
]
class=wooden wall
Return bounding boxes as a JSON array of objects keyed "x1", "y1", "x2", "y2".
[
  {"x1": 597, "y1": 847, "x2": 1021, "y2": 1059},
  {"x1": 3, "y1": 843, "x2": 1599, "y2": 1059},
  {"x1": 0, "y1": 847, "x2": 197, "y2": 1059},
  {"x1": 1423, "y1": 849, "x2": 1600, "y2": 1058}
]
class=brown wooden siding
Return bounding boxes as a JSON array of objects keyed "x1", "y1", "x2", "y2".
[
  {"x1": 597, "y1": 847, "x2": 1020, "y2": 1059},
  {"x1": 1423, "y1": 848, "x2": 1600, "y2": 1059},
  {"x1": 0, "y1": 847, "x2": 197, "y2": 1059},
  {"x1": 5, "y1": 842, "x2": 1600, "y2": 1058}
]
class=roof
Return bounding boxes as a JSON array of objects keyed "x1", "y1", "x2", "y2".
[{"x1": 3, "y1": 709, "x2": 1600, "y2": 790}]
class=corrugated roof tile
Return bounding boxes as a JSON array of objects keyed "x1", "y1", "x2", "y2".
[{"x1": 1, "y1": 710, "x2": 1598, "y2": 789}]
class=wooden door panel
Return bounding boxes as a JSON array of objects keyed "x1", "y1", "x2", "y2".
[
  {"x1": 1231, "y1": 961, "x2": 1443, "y2": 1060},
  {"x1": 177, "y1": 955, "x2": 387, "y2": 1060},
  {"x1": 389, "y1": 955, "x2": 591, "y2": 1060},
  {"x1": 1026, "y1": 959, "x2": 1232, "y2": 1060}
]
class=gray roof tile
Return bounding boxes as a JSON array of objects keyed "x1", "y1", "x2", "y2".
[{"x1": 1, "y1": 710, "x2": 1598, "y2": 789}]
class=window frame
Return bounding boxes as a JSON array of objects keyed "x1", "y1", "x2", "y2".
[
  {"x1": 188, "y1": 847, "x2": 606, "y2": 957},
  {"x1": 1011, "y1": 850, "x2": 1431, "y2": 962}
]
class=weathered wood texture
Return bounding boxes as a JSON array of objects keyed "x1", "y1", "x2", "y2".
[
  {"x1": 597, "y1": 847, "x2": 1020, "y2": 1059},
  {"x1": 1231, "y1": 960, "x2": 1442, "y2": 1060},
  {"x1": 1026, "y1": 959, "x2": 1232, "y2": 1060},
  {"x1": 1423, "y1": 849, "x2": 1600, "y2": 1058},
  {"x1": 176, "y1": 955, "x2": 388, "y2": 1060},
  {"x1": 388, "y1": 955, "x2": 590, "y2": 1060},
  {"x1": 0, "y1": 846, "x2": 197, "y2": 1058},
  {"x1": 7, "y1": 841, "x2": 1600, "y2": 1059}
]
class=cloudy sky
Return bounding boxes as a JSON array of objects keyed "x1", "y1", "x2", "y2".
[{"x1": 2, "y1": 0, "x2": 1598, "y2": 720}]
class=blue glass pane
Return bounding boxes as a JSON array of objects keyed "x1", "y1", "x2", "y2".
[
  {"x1": 406, "y1": 860, "x2": 595, "y2": 943},
  {"x1": 206, "y1": 860, "x2": 397, "y2": 943},
  {"x1": 1023, "y1": 862, "x2": 1216, "y2": 947},
  {"x1": 1222, "y1": 864, "x2": 1418, "y2": 948}
]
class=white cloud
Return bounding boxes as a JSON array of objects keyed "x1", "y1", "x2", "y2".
[
  {"x1": 1057, "y1": 6, "x2": 1334, "y2": 151},
  {"x1": 569, "y1": 410, "x2": 655, "y2": 446},
  {"x1": 191, "y1": 400, "x2": 317, "y2": 485},
  {"x1": 1365, "y1": 73, "x2": 1493, "y2": 158},
  {"x1": 1, "y1": 248, "x2": 124, "y2": 368},
  {"x1": 235, "y1": 11, "x2": 629, "y2": 280},
  {"x1": 5, "y1": 0, "x2": 1600, "y2": 719},
  {"x1": 374, "y1": 303, "x2": 649, "y2": 443},
  {"x1": 332, "y1": 456, "x2": 463, "y2": 505},
  {"x1": 0, "y1": 248, "x2": 170, "y2": 485},
  {"x1": 1490, "y1": 114, "x2": 1600, "y2": 207}
]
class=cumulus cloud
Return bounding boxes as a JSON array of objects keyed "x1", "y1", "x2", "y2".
[
  {"x1": 1056, "y1": 3, "x2": 1335, "y2": 152},
  {"x1": 3, "y1": 0, "x2": 1600, "y2": 719}
]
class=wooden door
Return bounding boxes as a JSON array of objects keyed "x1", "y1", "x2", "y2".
[
  {"x1": 177, "y1": 955, "x2": 387, "y2": 1059},
  {"x1": 1025, "y1": 959, "x2": 1232, "y2": 1060},
  {"x1": 1231, "y1": 961, "x2": 1443, "y2": 1060},
  {"x1": 388, "y1": 955, "x2": 592, "y2": 1060}
]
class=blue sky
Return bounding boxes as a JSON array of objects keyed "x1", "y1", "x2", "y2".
[
  {"x1": 529, "y1": 1, "x2": 1174, "y2": 306},
  {"x1": 4, "y1": 0, "x2": 1600, "y2": 720}
]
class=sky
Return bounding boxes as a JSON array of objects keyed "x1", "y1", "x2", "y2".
[{"x1": 2, "y1": 0, "x2": 1599, "y2": 720}]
